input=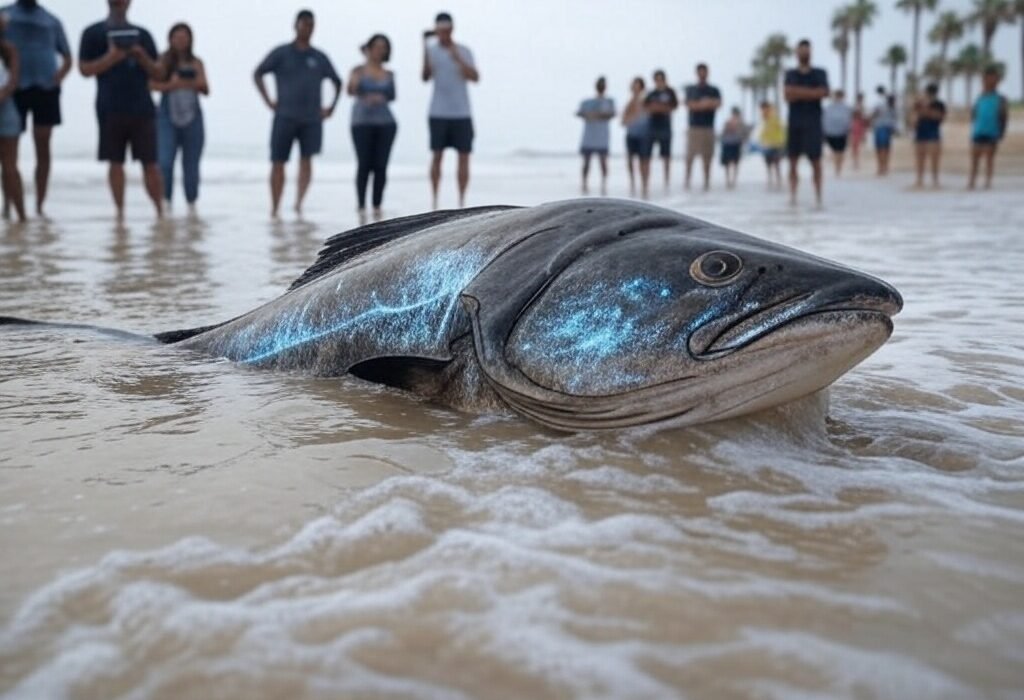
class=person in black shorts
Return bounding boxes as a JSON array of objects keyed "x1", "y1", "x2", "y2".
[
  {"x1": 783, "y1": 39, "x2": 829, "y2": 207},
  {"x1": 79, "y1": 0, "x2": 164, "y2": 220},
  {"x1": 254, "y1": 10, "x2": 343, "y2": 219},
  {"x1": 4, "y1": 0, "x2": 72, "y2": 218},
  {"x1": 644, "y1": 69, "x2": 677, "y2": 189}
]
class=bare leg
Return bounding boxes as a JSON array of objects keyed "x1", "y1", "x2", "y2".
[
  {"x1": 930, "y1": 143, "x2": 941, "y2": 188},
  {"x1": 788, "y1": 156, "x2": 798, "y2": 206},
  {"x1": 662, "y1": 156, "x2": 670, "y2": 189},
  {"x1": 142, "y1": 162, "x2": 164, "y2": 219},
  {"x1": 270, "y1": 162, "x2": 285, "y2": 218},
  {"x1": 0, "y1": 137, "x2": 26, "y2": 222},
  {"x1": 295, "y1": 157, "x2": 312, "y2": 214},
  {"x1": 457, "y1": 152, "x2": 470, "y2": 208},
  {"x1": 983, "y1": 146, "x2": 996, "y2": 189},
  {"x1": 32, "y1": 126, "x2": 53, "y2": 217},
  {"x1": 626, "y1": 154, "x2": 636, "y2": 195},
  {"x1": 914, "y1": 144, "x2": 925, "y2": 188},
  {"x1": 581, "y1": 152, "x2": 591, "y2": 194},
  {"x1": 811, "y1": 158, "x2": 823, "y2": 207},
  {"x1": 702, "y1": 153, "x2": 712, "y2": 191},
  {"x1": 684, "y1": 152, "x2": 693, "y2": 190},
  {"x1": 598, "y1": 153, "x2": 608, "y2": 195},
  {"x1": 108, "y1": 162, "x2": 126, "y2": 221},
  {"x1": 639, "y1": 158, "x2": 650, "y2": 199},
  {"x1": 429, "y1": 150, "x2": 443, "y2": 209}
]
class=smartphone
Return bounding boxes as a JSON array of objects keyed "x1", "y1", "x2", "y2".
[
  {"x1": 107, "y1": 28, "x2": 141, "y2": 49},
  {"x1": 176, "y1": 66, "x2": 197, "y2": 80},
  {"x1": 423, "y1": 30, "x2": 436, "y2": 39}
]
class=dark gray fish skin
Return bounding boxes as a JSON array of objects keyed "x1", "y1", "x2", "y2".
[{"x1": 169, "y1": 199, "x2": 902, "y2": 431}]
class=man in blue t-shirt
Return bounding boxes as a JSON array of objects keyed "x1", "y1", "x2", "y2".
[
  {"x1": 254, "y1": 9, "x2": 342, "y2": 219},
  {"x1": 78, "y1": 0, "x2": 164, "y2": 220},
  {"x1": 783, "y1": 39, "x2": 829, "y2": 207},
  {"x1": 2, "y1": 0, "x2": 71, "y2": 218}
]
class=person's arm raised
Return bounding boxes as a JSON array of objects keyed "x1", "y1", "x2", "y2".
[
  {"x1": 421, "y1": 37, "x2": 432, "y2": 82},
  {"x1": 449, "y1": 45, "x2": 478, "y2": 82}
]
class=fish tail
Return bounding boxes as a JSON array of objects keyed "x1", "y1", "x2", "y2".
[{"x1": 0, "y1": 316, "x2": 154, "y2": 343}]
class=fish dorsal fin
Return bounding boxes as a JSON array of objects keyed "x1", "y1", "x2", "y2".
[{"x1": 286, "y1": 206, "x2": 518, "y2": 292}]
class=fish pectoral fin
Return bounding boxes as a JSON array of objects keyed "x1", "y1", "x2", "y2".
[
  {"x1": 286, "y1": 206, "x2": 520, "y2": 293},
  {"x1": 348, "y1": 355, "x2": 452, "y2": 396}
]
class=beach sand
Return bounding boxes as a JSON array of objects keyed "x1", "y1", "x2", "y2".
[{"x1": 1, "y1": 150, "x2": 1023, "y2": 699}]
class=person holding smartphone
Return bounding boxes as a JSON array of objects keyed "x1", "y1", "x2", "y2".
[
  {"x1": 151, "y1": 22, "x2": 208, "y2": 215},
  {"x1": 421, "y1": 11, "x2": 478, "y2": 210},
  {"x1": 79, "y1": 0, "x2": 163, "y2": 221},
  {"x1": 348, "y1": 34, "x2": 396, "y2": 224}
]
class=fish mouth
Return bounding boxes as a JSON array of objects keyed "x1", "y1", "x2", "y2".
[{"x1": 689, "y1": 280, "x2": 903, "y2": 359}]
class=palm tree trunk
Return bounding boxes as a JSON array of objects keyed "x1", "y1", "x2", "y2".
[
  {"x1": 984, "y1": 25, "x2": 994, "y2": 56},
  {"x1": 775, "y1": 61, "x2": 784, "y2": 111},
  {"x1": 940, "y1": 40, "x2": 952, "y2": 101},
  {"x1": 966, "y1": 73, "x2": 974, "y2": 106},
  {"x1": 1020, "y1": 19, "x2": 1023, "y2": 101},
  {"x1": 890, "y1": 65, "x2": 897, "y2": 96},
  {"x1": 911, "y1": 8, "x2": 921, "y2": 78},
  {"x1": 854, "y1": 29, "x2": 863, "y2": 96},
  {"x1": 841, "y1": 50, "x2": 848, "y2": 92}
]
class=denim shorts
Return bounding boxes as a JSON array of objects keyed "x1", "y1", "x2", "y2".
[{"x1": 0, "y1": 99, "x2": 21, "y2": 138}]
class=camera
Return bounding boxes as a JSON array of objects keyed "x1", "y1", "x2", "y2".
[{"x1": 423, "y1": 30, "x2": 436, "y2": 39}]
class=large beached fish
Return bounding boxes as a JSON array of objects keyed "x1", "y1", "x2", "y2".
[{"x1": 2, "y1": 199, "x2": 902, "y2": 430}]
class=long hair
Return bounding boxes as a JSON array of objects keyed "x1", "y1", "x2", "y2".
[
  {"x1": 361, "y1": 33, "x2": 391, "y2": 63},
  {"x1": 162, "y1": 22, "x2": 195, "y2": 77}
]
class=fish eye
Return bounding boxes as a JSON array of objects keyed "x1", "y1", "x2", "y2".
[{"x1": 690, "y1": 251, "x2": 743, "y2": 286}]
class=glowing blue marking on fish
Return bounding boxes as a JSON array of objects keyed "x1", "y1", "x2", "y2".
[
  {"x1": 514, "y1": 276, "x2": 675, "y2": 392},
  {"x1": 237, "y1": 250, "x2": 484, "y2": 364}
]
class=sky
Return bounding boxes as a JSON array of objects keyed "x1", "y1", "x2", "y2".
[{"x1": 27, "y1": 0, "x2": 1024, "y2": 163}]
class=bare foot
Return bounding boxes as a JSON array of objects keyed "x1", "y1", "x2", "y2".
[{"x1": 372, "y1": 208, "x2": 383, "y2": 222}]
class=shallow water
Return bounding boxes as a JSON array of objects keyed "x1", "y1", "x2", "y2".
[{"x1": 1, "y1": 158, "x2": 1023, "y2": 699}]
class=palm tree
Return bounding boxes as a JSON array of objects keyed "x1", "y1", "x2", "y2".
[
  {"x1": 929, "y1": 12, "x2": 966, "y2": 64},
  {"x1": 833, "y1": 33, "x2": 851, "y2": 91},
  {"x1": 922, "y1": 54, "x2": 947, "y2": 87},
  {"x1": 881, "y1": 43, "x2": 909, "y2": 95},
  {"x1": 967, "y1": 0, "x2": 1014, "y2": 54},
  {"x1": 1015, "y1": 0, "x2": 1024, "y2": 100},
  {"x1": 896, "y1": 0, "x2": 939, "y2": 81},
  {"x1": 953, "y1": 43, "x2": 985, "y2": 106},
  {"x1": 929, "y1": 11, "x2": 965, "y2": 100},
  {"x1": 737, "y1": 75, "x2": 756, "y2": 122},
  {"x1": 832, "y1": 7, "x2": 855, "y2": 91},
  {"x1": 847, "y1": 0, "x2": 880, "y2": 96},
  {"x1": 758, "y1": 33, "x2": 792, "y2": 109}
]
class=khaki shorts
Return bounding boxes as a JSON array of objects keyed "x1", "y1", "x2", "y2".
[{"x1": 686, "y1": 127, "x2": 715, "y2": 162}]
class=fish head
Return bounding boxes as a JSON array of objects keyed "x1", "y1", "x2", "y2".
[{"x1": 461, "y1": 200, "x2": 902, "y2": 430}]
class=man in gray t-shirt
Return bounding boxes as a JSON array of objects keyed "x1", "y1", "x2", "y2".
[
  {"x1": 576, "y1": 76, "x2": 615, "y2": 195},
  {"x1": 421, "y1": 12, "x2": 478, "y2": 209},
  {"x1": 254, "y1": 9, "x2": 342, "y2": 219}
]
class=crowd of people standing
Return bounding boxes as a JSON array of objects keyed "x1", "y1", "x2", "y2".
[
  {"x1": 0, "y1": 1, "x2": 480, "y2": 223},
  {"x1": 576, "y1": 38, "x2": 1011, "y2": 206},
  {"x1": 0, "y1": 2, "x2": 1012, "y2": 224}
]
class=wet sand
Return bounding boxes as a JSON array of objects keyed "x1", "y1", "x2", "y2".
[{"x1": 1, "y1": 156, "x2": 1023, "y2": 699}]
